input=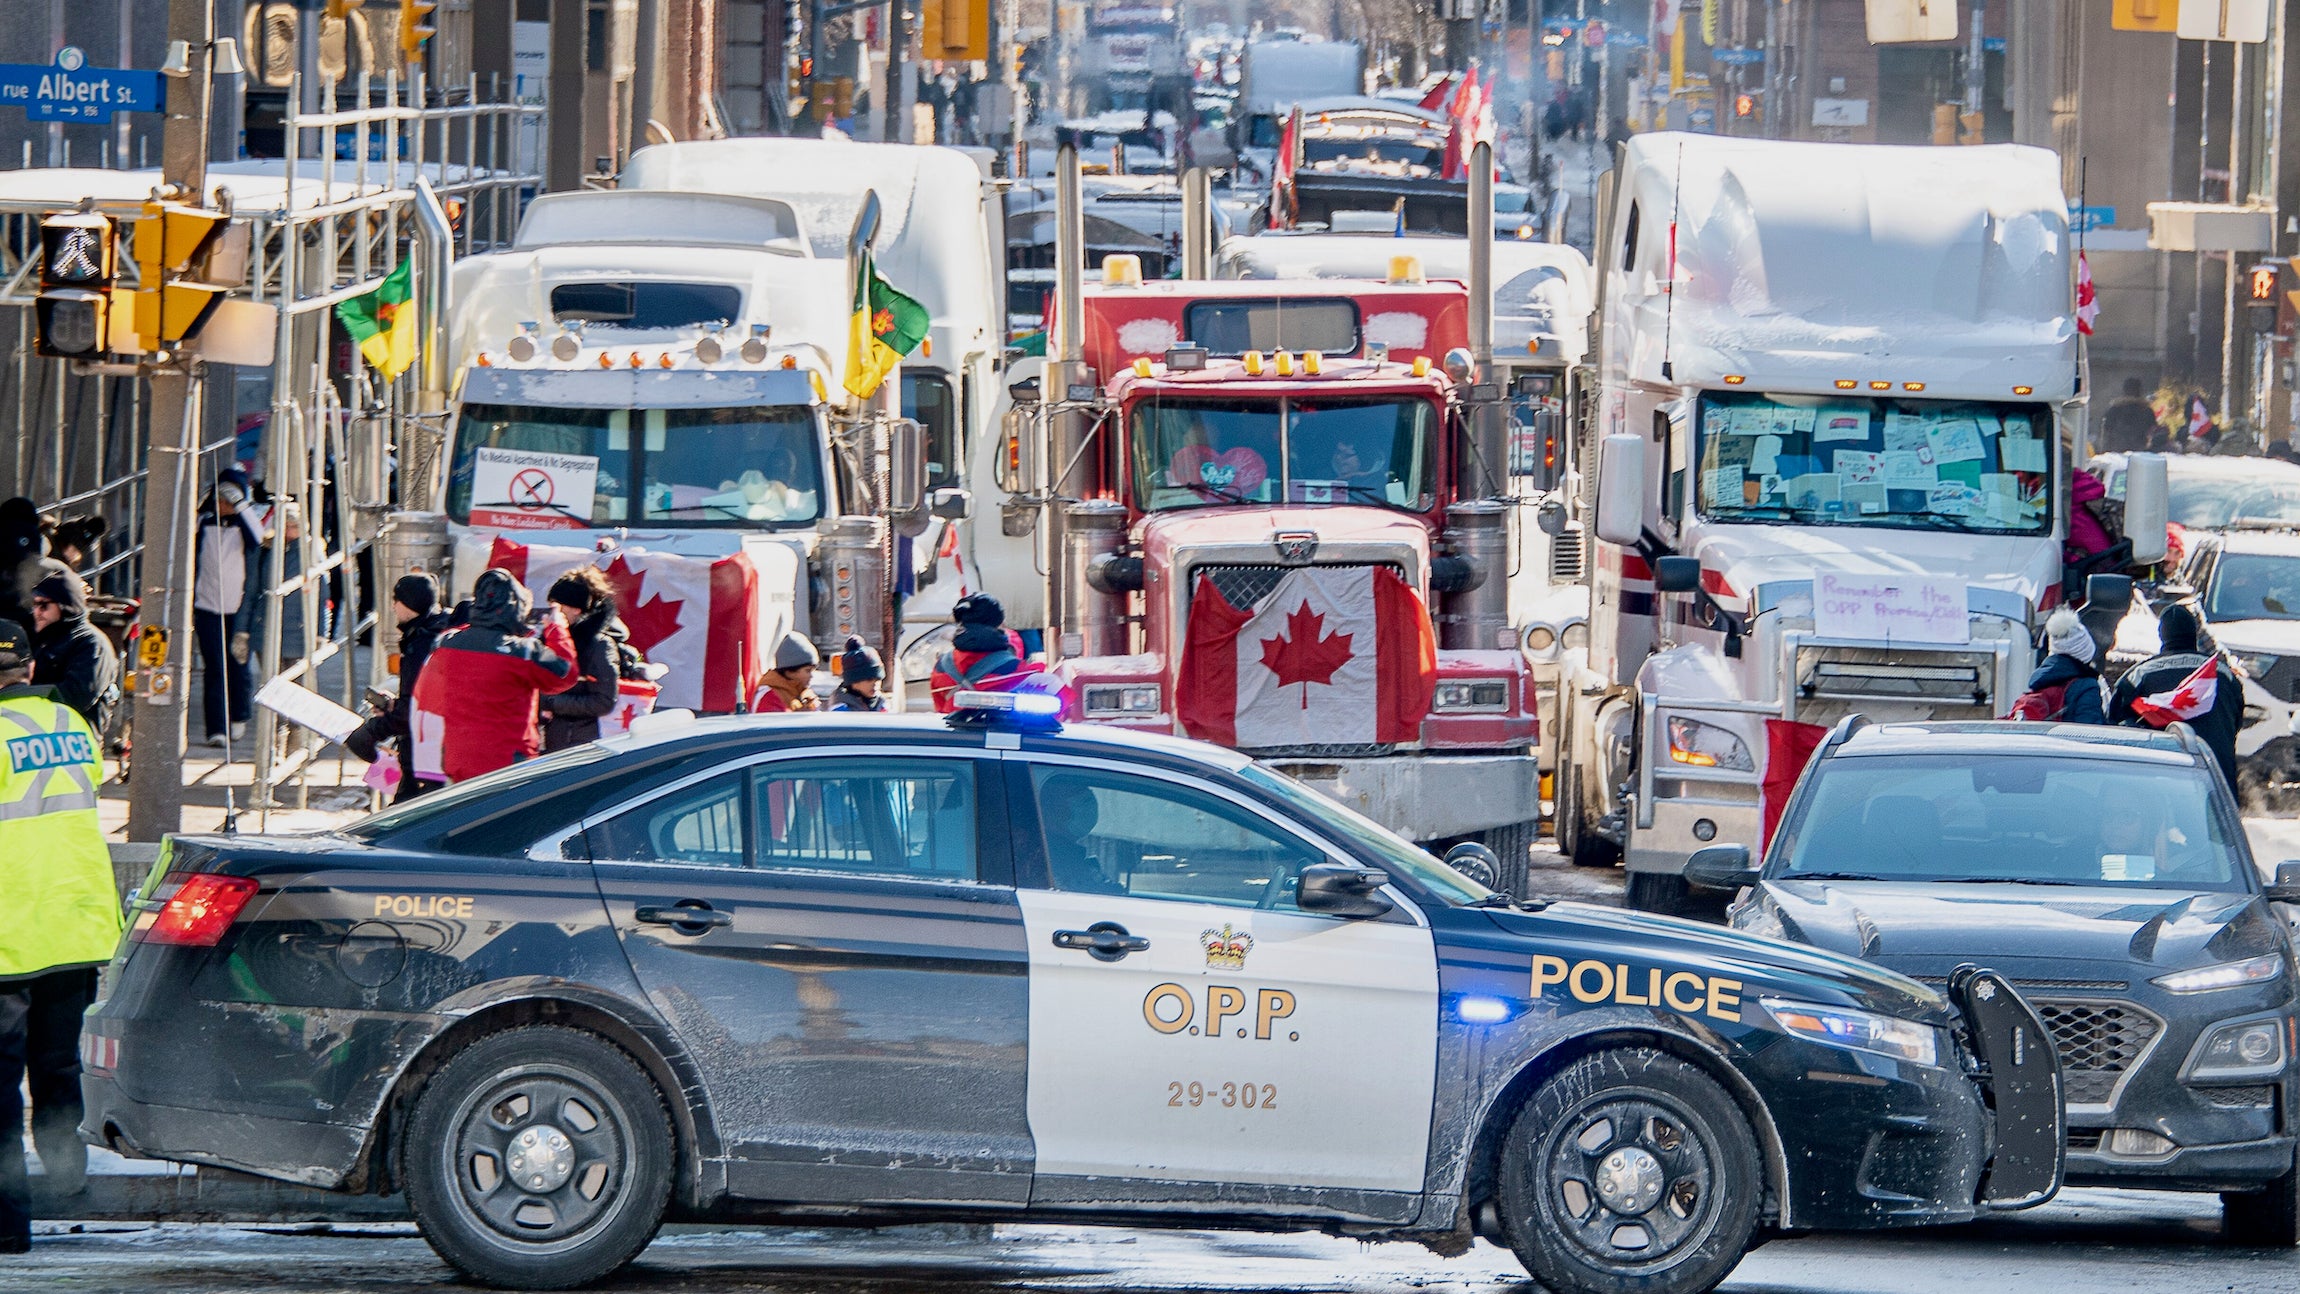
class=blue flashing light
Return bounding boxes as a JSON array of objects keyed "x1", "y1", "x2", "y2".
[
  {"x1": 946, "y1": 687, "x2": 1065, "y2": 731},
  {"x1": 1452, "y1": 995, "x2": 1515, "y2": 1025}
]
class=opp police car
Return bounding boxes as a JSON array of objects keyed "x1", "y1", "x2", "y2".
[{"x1": 83, "y1": 694, "x2": 2062, "y2": 1294}]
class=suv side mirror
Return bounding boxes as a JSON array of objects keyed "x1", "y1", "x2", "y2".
[
  {"x1": 2268, "y1": 861, "x2": 2300, "y2": 903},
  {"x1": 1297, "y1": 862, "x2": 1395, "y2": 919},
  {"x1": 2124, "y1": 452, "x2": 2169, "y2": 565},
  {"x1": 1593, "y1": 434, "x2": 1648, "y2": 547},
  {"x1": 1654, "y1": 556, "x2": 1701, "y2": 593},
  {"x1": 1684, "y1": 843, "x2": 1760, "y2": 891}
]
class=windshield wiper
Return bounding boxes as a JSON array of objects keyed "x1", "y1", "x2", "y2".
[{"x1": 1778, "y1": 871, "x2": 1882, "y2": 882}]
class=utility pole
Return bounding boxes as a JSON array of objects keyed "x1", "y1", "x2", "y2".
[
  {"x1": 128, "y1": 0, "x2": 220, "y2": 842},
  {"x1": 884, "y1": 0, "x2": 907, "y2": 142}
]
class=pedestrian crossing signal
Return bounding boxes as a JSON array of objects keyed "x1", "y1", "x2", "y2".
[
  {"x1": 920, "y1": 0, "x2": 989, "y2": 62},
  {"x1": 1733, "y1": 94, "x2": 1754, "y2": 119},
  {"x1": 35, "y1": 212, "x2": 120, "y2": 360},
  {"x1": 2249, "y1": 264, "x2": 2279, "y2": 302}
]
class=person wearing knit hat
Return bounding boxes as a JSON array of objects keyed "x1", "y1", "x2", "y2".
[
  {"x1": 752, "y1": 630, "x2": 822, "y2": 712},
  {"x1": 2111, "y1": 601, "x2": 2244, "y2": 791},
  {"x1": 344, "y1": 570, "x2": 453, "y2": 800},
  {"x1": 831, "y1": 635, "x2": 889, "y2": 712},
  {"x1": 2007, "y1": 607, "x2": 2105, "y2": 724},
  {"x1": 929, "y1": 592, "x2": 1046, "y2": 712}
]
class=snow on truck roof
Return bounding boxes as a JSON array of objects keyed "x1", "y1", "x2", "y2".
[
  {"x1": 515, "y1": 190, "x2": 807, "y2": 255},
  {"x1": 1608, "y1": 133, "x2": 2076, "y2": 399}
]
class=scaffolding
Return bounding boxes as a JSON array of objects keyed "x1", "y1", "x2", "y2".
[{"x1": 0, "y1": 72, "x2": 540, "y2": 821}]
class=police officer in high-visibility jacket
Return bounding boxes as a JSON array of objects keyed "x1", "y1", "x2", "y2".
[{"x1": 0, "y1": 617, "x2": 121, "y2": 1250}]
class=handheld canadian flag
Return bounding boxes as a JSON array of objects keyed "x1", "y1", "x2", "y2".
[
  {"x1": 2187, "y1": 394, "x2": 2214, "y2": 440},
  {"x1": 2131, "y1": 656, "x2": 2219, "y2": 728},
  {"x1": 1176, "y1": 566, "x2": 1435, "y2": 748},
  {"x1": 2075, "y1": 251, "x2": 2098, "y2": 336}
]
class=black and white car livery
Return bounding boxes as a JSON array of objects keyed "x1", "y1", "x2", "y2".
[{"x1": 84, "y1": 696, "x2": 2062, "y2": 1294}]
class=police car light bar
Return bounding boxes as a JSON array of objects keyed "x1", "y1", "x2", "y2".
[{"x1": 952, "y1": 689, "x2": 1063, "y2": 718}]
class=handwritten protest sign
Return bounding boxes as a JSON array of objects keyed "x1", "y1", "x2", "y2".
[{"x1": 1814, "y1": 572, "x2": 1970, "y2": 644}]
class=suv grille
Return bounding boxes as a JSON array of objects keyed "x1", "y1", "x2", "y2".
[{"x1": 2035, "y1": 1000, "x2": 2162, "y2": 1106}]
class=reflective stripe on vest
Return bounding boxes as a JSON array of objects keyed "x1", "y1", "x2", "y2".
[{"x1": 0, "y1": 699, "x2": 101, "y2": 820}]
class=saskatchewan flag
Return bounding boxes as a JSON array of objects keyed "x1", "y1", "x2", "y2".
[
  {"x1": 335, "y1": 259, "x2": 417, "y2": 381},
  {"x1": 844, "y1": 251, "x2": 929, "y2": 400}
]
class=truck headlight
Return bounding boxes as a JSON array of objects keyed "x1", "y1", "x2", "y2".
[
  {"x1": 1666, "y1": 715, "x2": 1754, "y2": 771},
  {"x1": 1435, "y1": 679, "x2": 1511, "y2": 713},
  {"x1": 2184, "y1": 1017, "x2": 2289, "y2": 1082},
  {"x1": 1761, "y1": 998, "x2": 1940, "y2": 1067},
  {"x1": 1080, "y1": 683, "x2": 1162, "y2": 717},
  {"x1": 2152, "y1": 954, "x2": 2285, "y2": 994}
]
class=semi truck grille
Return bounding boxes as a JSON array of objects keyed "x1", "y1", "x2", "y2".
[
  {"x1": 1194, "y1": 562, "x2": 1406, "y2": 612},
  {"x1": 2034, "y1": 1000, "x2": 2162, "y2": 1107},
  {"x1": 1793, "y1": 646, "x2": 1999, "y2": 709}
]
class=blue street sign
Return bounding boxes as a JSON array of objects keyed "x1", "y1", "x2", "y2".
[
  {"x1": 2069, "y1": 204, "x2": 2118, "y2": 233},
  {"x1": 0, "y1": 47, "x2": 164, "y2": 124},
  {"x1": 1983, "y1": 37, "x2": 2007, "y2": 52},
  {"x1": 1608, "y1": 31, "x2": 1648, "y2": 47},
  {"x1": 1713, "y1": 48, "x2": 1766, "y2": 66}
]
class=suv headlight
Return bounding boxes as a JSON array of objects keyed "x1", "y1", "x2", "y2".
[
  {"x1": 1435, "y1": 678, "x2": 1511, "y2": 713},
  {"x1": 1667, "y1": 715, "x2": 1754, "y2": 771},
  {"x1": 1761, "y1": 998, "x2": 1940, "y2": 1067},
  {"x1": 1080, "y1": 683, "x2": 1162, "y2": 717},
  {"x1": 2184, "y1": 1017, "x2": 2290, "y2": 1082},
  {"x1": 2232, "y1": 651, "x2": 2280, "y2": 679},
  {"x1": 2152, "y1": 954, "x2": 2285, "y2": 994}
]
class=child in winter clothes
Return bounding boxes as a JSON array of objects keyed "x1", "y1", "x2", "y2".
[
  {"x1": 752, "y1": 631, "x2": 822, "y2": 712},
  {"x1": 2009, "y1": 607, "x2": 2107, "y2": 724},
  {"x1": 830, "y1": 635, "x2": 889, "y2": 712}
]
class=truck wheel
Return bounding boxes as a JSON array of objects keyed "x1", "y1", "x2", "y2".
[
  {"x1": 2223, "y1": 1156, "x2": 2300, "y2": 1246},
  {"x1": 404, "y1": 1026, "x2": 674, "y2": 1289},
  {"x1": 1497, "y1": 1048, "x2": 1762, "y2": 1294},
  {"x1": 1626, "y1": 871, "x2": 1691, "y2": 915},
  {"x1": 1482, "y1": 821, "x2": 1538, "y2": 896}
]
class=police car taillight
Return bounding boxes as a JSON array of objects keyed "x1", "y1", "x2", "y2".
[{"x1": 132, "y1": 873, "x2": 260, "y2": 947}]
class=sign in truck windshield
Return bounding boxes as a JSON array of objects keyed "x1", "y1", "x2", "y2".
[
  {"x1": 1694, "y1": 393, "x2": 2052, "y2": 536},
  {"x1": 447, "y1": 403, "x2": 824, "y2": 529},
  {"x1": 1130, "y1": 395, "x2": 1436, "y2": 512}
]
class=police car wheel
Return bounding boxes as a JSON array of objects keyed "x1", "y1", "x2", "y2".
[
  {"x1": 404, "y1": 1026, "x2": 674, "y2": 1289},
  {"x1": 1498, "y1": 1048, "x2": 1762, "y2": 1294},
  {"x1": 2222, "y1": 1158, "x2": 2300, "y2": 1247}
]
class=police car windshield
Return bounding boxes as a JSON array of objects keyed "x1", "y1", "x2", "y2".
[
  {"x1": 342, "y1": 745, "x2": 614, "y2": 842},
  {"x1": 1695, "y1": 392, "x2": 2053, "y2": 536},
  {"x1": 1235, "y1": 762, "x2": 1492, "y2": 905},
  {"x1": 1775, "y1": 753, "x2": 2251, "y2": 892}
]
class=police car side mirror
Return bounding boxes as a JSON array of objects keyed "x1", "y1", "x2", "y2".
[
  {"x1": 2268, "y1": 861, "x2": 2300, "y2": 903},
  {"x1": 1297, "y1": 863, "x2": 1394, "y2": 919},
  {"x1": 1684, "y1": 844, "x2": 1760, "y2": 892}
]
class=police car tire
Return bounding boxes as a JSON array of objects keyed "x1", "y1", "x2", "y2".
[
  {"x1": 1498, "y1": 1048, "x2": 1762, "y2": 1294},
  {"x1": 2222, "y1": 1157, "x2": 2300, "y2": 1247},
  {"x1": 404, "y1": 1026, "x2": 675, "y2": 1289}
]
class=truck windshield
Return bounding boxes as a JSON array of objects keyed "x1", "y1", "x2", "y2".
[
  {"x1": 1695, "y1": 392, "x2": 2052, "y2": 536},
  {"x1": 446, "y1": 402, "x2": 825, "y2": 530},
  {"x1": 1301, "y1": 138, "x2": 1444, "y2": 171},
  {"x1": 1130, "y1": 394, "x2": 1436, "y2": 512}
]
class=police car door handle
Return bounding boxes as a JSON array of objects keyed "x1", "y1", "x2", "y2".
[
  {"x1": 634, "y1": 903, "x2": 735, "y2": 931},
  {"x1": 1052, "y1": 921, "x2": 1151, "y2": 961}
]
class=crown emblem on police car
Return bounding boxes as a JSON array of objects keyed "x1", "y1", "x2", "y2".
[{"x1": 1201, "y1": 924, "x2": 1254, "y2": 970}]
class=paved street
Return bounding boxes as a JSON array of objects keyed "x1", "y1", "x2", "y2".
[{"x1": 12, "y1": 1189, "x2": 2298, "y2": 1293}]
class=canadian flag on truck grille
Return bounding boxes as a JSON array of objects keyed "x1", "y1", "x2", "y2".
[{"x1": 1177, "y1": 566, "x2": 1435, "y2": 748}]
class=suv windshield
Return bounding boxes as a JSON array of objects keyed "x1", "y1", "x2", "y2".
[
  {"x1": 446, "y1": 402, "x2": 825, "y2": 529},
  {"x1": 2169, "y1": 476, "x2": 2300, "y2": 529},
  {"x1": 1130, "y1": 394, "x2": 1436, "y2": 512},
  {"x1": 1774, "y1": 753, "x2": 2251, "y2": 891},
  {"x1": 2206, "y1": 552, "x2": 2300, "y2": 621},
  {"x1": 1696, "y1": 393, "x2": 2052, "y2": 536},
  {"x1": 1235, "y1": 763, "x2": 1492, "y2": 905}
]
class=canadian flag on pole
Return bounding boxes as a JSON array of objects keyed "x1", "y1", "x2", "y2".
[
  {"x1": 2076, "y1": 251, "x2": 2098, "y2": 336},
  {"x1": 480, "y1": 536, "x2": 761, "y2": 713},
  {"x1": 1177, "y1": 567, "x2": 1435, "y2": 748},
  {"x1": 2131, "y1": 656, "x2": 2220, "y2": 728}
]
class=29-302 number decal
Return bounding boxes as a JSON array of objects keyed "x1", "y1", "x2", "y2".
[{"x1": 1167, "y1": 1080, "x2": 1278, "y2": 1109}]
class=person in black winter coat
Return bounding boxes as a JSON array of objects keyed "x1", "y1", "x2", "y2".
[
  {"x1": 830, "y1": 635, "x2": 889, "y2": 712},
  {"x1": 345, "y1": 573, "x2": 451, "y2": 802},
  {"x1": 26, "y1": 570, "x2": 120, "y2": 734},
  {"x1": 0, "y1": 497, "x2": 47, "y2": 630},
  {"x1": 538, "y1": 566, "x2": 627, "y2": 752},
  {"x1": 2110, "y1": 603, "x2": 2245, "y2": 793},
  {"x1": 2011, "y1": 607, "x2": 2107, "y2": 724}
]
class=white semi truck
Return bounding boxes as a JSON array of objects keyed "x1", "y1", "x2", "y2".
[{"x1": 1553, "y1": 133, "x2": 2166, "y2": 912}]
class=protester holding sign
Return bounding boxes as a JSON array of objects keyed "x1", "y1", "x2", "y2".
[
  {"x1": 410, "y1": 569, "x2": 578, "y2": 781},
  {"x1": 344, "y1": 574, "x2": 451, "y2": 802}
]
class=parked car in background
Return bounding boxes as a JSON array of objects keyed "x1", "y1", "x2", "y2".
[
  {"x1": 2091, "y1": 452, "x2": 2300, "y2": 541},
  {"x1": 1694, "y1": 719, "x2": 2300, "y2": 1245}
]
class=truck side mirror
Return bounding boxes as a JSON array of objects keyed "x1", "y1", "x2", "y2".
[
  {"x1": 2084, "y1": 573, "x2": 2134, "y2": 615},
  {"x1": 1654, "y1": 556, "x2": 1701, "y2": 593},
  {"x1": 888, "y1": 418, "x2": 926, "y2": 515},
  {"x1": 2123, "y1": 452, "x2": 2169, "y2": 565},
  {"x1": 1593, "y1": 434, "x2": 1647, "y2": 547}
]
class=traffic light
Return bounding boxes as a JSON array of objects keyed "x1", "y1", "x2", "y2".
[
  {"x1": 1733, "y1": 93, "x2": 1754, "y2": 119},
  {"x1": 35, "y1": 211, "x2": 119, "y2": 360},
  {"x1": 400, "y1": 0, "x2": 436, "y2": 65},
  {"x1": 921, "y1": 0, "x2": 989, "y2": 62},
  {"x1": 325, "y1": 0, "x2": 366, "y2": 18},
  {"x1": 131, "y1": 203, "x2": 236, "y2": 347},
  {"x1": 2248, "y1": 262, "x2": 2284, "y2": 331},
  {"x1": 2111, "y1": 0, "x2": 2178, "y2": 31}
]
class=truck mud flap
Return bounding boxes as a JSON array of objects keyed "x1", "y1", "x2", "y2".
[{"x1": 1949, "y1": 963, "x2": 2064, "y2": 1210}]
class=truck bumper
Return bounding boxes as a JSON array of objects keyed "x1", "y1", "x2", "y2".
[
  {"x1": 1627, "y1": 786, "x2": 1762, "y2": 874},
  {"x1": 1267, "y1": 753, "x2": 1539, "y2": 840}
]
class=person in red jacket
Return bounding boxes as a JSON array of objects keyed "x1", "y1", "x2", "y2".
[
  {"x1": 412, "y1": 568, "x2": 578, "y2": 781},
  {"x1": 929, "y1": 593, "x2": 1045, "y2": 712}
]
